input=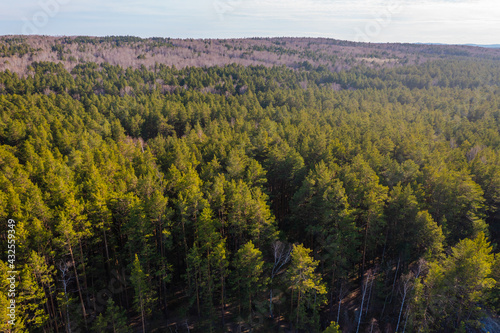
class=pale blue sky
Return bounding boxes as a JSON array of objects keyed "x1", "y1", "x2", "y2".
[{"x1": 1, "y1": 0, "x2": 499, "y2": 44}]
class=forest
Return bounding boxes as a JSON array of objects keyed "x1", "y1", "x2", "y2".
[{"x1": 1, "y1": 36, "x2": 500, "y2": 332}]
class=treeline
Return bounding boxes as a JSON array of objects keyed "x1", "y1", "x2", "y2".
[
  {"x1": 1, "y1": 59, "x2": 499, "y2": 98},
  {"x1": 6, "y1": 35, "x2": 500, "y2": 80},
  {"x1": 1, "y1": 57, "x2": 500, "y2": 332}
]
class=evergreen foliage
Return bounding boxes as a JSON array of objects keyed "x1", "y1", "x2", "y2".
[{"x1": 0, "y1": 37, "x2": 499, "y2": 332}]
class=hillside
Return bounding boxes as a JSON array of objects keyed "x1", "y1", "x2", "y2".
[
  {"x1": 0, "y1": 35, "x2": 500, "y2": 333},
  {"x1": 1, "y1": 35, "x2": 500, "y2": 75}
]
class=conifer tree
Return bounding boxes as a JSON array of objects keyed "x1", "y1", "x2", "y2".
[
  {"x1": 341, "y1": 155, "x2": 388, "y2": 275},
  {"x1": 287, "y1": 244, "x2": 326, "y2": 330},
  {"x1": 93, "y1": 298, "x2": 129, "y2": 333},
  {"x1": 231, "y1": 241, "x2": 266, "y2": 315},
  {"x1": 416, "y1": 232, "x2": 495, "y2": 331},
  {"x1": 131, "y1": 254, "x2": 153, "y2": 333},
  {"x1": 323, "y1": 321, "x2": 340, "y2": 333}
]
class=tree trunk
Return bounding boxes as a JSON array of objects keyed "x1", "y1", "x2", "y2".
[
  {"x1": 389, "y1": 256, "x2": 401, "y2": 304},
  {"x1": 221, "y1": 270, "x2": 225, "y2": 327},
  {"x1": 139, "y1": 284, "x2": 146, "y2": 333},
  {"x1": 269, "y1": 287, "x2": 273, "y2": 319},
  {"x1": 67, "y1": 242, "x2": 87, "y2": 330},
  {"x1": 103, "y1": 223, "x2": 111, "y2": 274},
  {"x1": 249, "y1": 293, "x2": 252, "y2": 320},
  {"x1": 395, "y1": 288, "x2": 407, "y2": 333},
  {"x1": 403, "y1": 308, "x2": 411, "y2": 333},
  {"x1": 356, "y1": 273, "x2": 370, "y2": 333},
  {"x1": 365, "y1": 273, "x2": 375, "y2": 315},
  {"x1": 159, "y1": 218, "x2": 168, "y2": 317},
  {"x1": 45, "y1": 281, "x2": 59, "y2": 333},
  {"x1": 60, "y1": 264, "x2": 72, "y2": 333},
  {"x1": 141, "y1": 301, "x2": 146, "y2": 333},
  {"x1": 290, "y1": 288, "x2": 294, "y2": 329},
  {"x1": 361, "y1": 221, "x2": 369, "y2": 278},
  {"x1": 182, "y1": 218, "x2": 191, "y2": 290},
  {"x1": 195, "y1": 271, "x2": 200, "y2": 317},
  {"x1": 296, "y1": 289, "x2": 301, "y2": 330},
  {"x1": 237, "y1": 275, "x2": 241, "y2": 316},
  {"x1": 330, "y1": 271, "x2": 335, "y2": 321},
  {"x1": 337, "y1": 297, "x2": 342, "y2": 324},
  {"x1": 381, "y1": 226, "x2": 389, "y2": 264},
  {"x1": 78, "y1": 239, "x2": 91, "y2": 309}
]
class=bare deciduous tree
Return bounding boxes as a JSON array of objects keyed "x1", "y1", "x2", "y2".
[
  {"x1": 58, "y1": 260, "x2": 73, "y2": 333},
  {"x1": 269, "y1": 240, "x2": 291, "y2": 319},
  {"x1": 396, "y1": 259, "x2": 425, "y2": 333}
]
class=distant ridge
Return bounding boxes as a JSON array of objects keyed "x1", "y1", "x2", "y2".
[
  {"x1": 465, "y1": 44, "x2": 500, "y2": 49},
  {"x1": 1, "y1": 36, "x2": 500, "y2": 76},
  {"x1": 415, "y1": 42, "x2": 500, "y2": 49}
]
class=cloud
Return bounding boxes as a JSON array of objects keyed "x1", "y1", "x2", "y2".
[{"x1": 1, "y1": 0, "x2": 498, "y2": 43}]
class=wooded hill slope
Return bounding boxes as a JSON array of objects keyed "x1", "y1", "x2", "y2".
[
  {"x1": 1, "y1": 35, "x2": 500, "y2": 75},
  {"x1": 1, "y1": 36, "x2": 500, "y2": 333}
]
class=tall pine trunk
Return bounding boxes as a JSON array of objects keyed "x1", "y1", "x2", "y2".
[
  {"x1": 296, "y1": 289, "x2": 301, "y2": 330},
  {"x1": 220, "y1": 269, "x2": 225, "y2": 327},
  {"x1": 67, "y1": 241, "x2": 87, "y2": 330}
]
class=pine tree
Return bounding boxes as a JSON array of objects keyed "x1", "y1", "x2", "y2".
[
  {"x1": 93, "y1": 298, "x2": 129, "y2": 333},
  {"x1": 341, "y1": 155, "x2": 388, "y2": 276},
  {"x1": 424, "y1": 164, "x2": 487, "y2": 243},
  {"x1": 19, "y1": 263, "x2": 49, "y2": 330},
  {"x1": 231, "y1": 241, "x2": 266, "y2": 315},
  {"x1": 417, "y1": 232, "x2": 495, "y2": 331},
  {"x1": 0, "y1": 259, "x2": 26, "y2": 331},
  {"x1": 130, "y1": 254, "x2": 153, "y2": 333},
  {"x1": 212, "y1": 240, "x2": 229, "y2": 328},
  {"x1": 54, "y1": 194, "x2": 91, "y2": 331},
  {"x1": 323, "y1": 321, "x2": 340, "y2": 333},
  {"x1": 287, "y1": 244, "x2": 326, "y2": 330}
]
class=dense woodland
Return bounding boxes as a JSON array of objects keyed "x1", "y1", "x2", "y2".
[{"x1": 1, "y1": 36, "x2": 500, "y2": 332}]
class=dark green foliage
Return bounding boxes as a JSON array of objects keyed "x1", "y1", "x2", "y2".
[
  {"x1": 93, "y1": 298, "x2": 129, "y2": 333},
  {"x1": 414, "y1": 233, "x2": 495, "y2": 331},
  {"x1": 231, "y1": 241, "x2": 266, "y2": 315},
  {"x1": 0, "y1": 41, "x2": 499, "y2": 332}
]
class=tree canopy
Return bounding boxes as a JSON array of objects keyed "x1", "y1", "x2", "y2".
[{"x1": 1, "y1": 36, "x2": 500, "y2": 332}]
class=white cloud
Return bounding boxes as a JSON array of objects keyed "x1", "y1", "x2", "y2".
[{"x1": 1, "y1": 0, "x2": 499, "y2": 43}]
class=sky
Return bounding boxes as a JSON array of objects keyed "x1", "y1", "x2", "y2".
[{"x1": 1, "y1": 0, "x2": 499, "y2": 44}]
